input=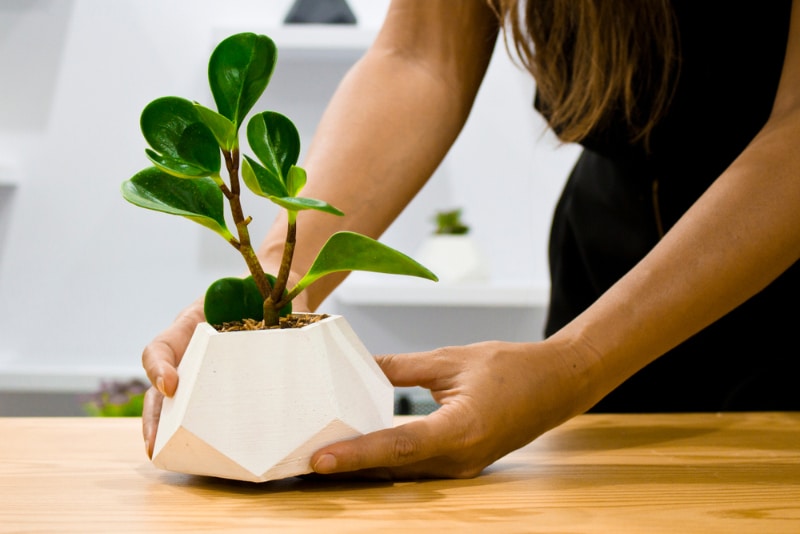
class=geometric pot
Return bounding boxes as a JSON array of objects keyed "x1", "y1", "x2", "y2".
[
  {"x1": 414, "y1": 235, "x2": 490, "y2": 283},
  {"x1": 151, "y1": 314, "x2": 393, "y2": 482}
]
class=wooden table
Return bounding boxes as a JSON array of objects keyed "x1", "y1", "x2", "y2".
[{"x1": 1, "y1": 413, "x2": 798, "y2": 533}]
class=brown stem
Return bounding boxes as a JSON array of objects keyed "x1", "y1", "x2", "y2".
[
  {"x1": 270, "y1": 217, "x2": 296, "y2": 305},
  {"x1": 224, "y1": 149, "x2": 240, "y2": 196},
  {"x1": 222, "y1": 148, "x2": 272, "y2": 301},
  {"x1": 263, "y1": 303, "x2": 280, "y2": 327}
]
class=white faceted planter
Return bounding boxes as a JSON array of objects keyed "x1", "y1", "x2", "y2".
[{"x1": 151, "y1": 314, "x2": 393, "y2": 482}]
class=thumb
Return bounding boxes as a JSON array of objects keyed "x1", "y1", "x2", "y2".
[
  {"x1": 309, "y1": 352, "x2": 443, "y2": 474},
  {"x1": 310, "y1": 413, "x2": 453, "y2": 478}
]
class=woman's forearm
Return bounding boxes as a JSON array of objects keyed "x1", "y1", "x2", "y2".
[
  {"x1": 550, "y1": 103, "x2": 800, "y2": 412},
  {"x1": 548, "y1": 0, "x2": 800, "y2": 412},
  {"x1": 256, "y1": 1, "x2": 499, "y2": 310}
]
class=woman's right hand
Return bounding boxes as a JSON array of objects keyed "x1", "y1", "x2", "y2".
[{"x1": 140, "y1": 297, "x2": 204, "y2": 458}]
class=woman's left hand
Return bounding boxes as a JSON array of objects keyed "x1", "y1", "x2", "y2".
[{"x1": 310, "y1": 338, "x2": 599, "y2": 479}]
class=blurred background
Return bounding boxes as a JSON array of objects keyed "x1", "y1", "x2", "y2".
[{"x1": 0, "y1": 0, "x2": 579, "y2": 415}]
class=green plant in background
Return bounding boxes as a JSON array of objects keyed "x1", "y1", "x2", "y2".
[
  {"x1": 122, "y1": 33, "x2": 436, "y2": 328},
  {"x1": 82, "y1": 379, "x2": 148, "y2": 417},
  {"x1": 434, "y1": 208, "x2": 470, "y2": 235}
]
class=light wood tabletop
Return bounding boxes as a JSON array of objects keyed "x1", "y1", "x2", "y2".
[{"x1": 1, "y1": 413, "x2": 798, "y2": 533}]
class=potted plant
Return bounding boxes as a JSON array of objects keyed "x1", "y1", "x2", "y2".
[
  {"x1": 122, "y1": 32, "x2": 437, "y2": 482},
  {"x1": 414, "y1": 208, "x2": 490, "y2": 283},
  {"x1": 82, "y1": 379, "x2": 148, "y2": 417}
]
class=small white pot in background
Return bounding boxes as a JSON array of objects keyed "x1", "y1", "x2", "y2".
[
  {"x1": 415, "y1": 234, "x2": 490, "y2": 284},
  {"x1": 151, "y1": 315, "x2": 393, "y2": 483}
]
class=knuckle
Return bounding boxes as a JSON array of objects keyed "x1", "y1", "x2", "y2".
[
  {"x1": 390, "y1": 433, "x2": 421, "y2": 463},
  {"x1": 141, "y1": 340, "x2": 163, "y2": 368},
  {"x1": 429, "y1": 345, "x2": 455, "y2": 360},
  {"x1": 141, "y1": 339, "x2": 174, "y2": 374}
]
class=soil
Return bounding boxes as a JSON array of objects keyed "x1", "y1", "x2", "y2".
[{"x1": 214, "y1": 313, "x2": 329, "y2": 332}]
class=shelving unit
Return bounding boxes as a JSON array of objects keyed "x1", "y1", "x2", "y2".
[
  {"x1": 213, "y1": 25, "x2": 377, "y2": 60},
  {"x1": 336, "y1": 274, "x2": 549, "y2": 308}
]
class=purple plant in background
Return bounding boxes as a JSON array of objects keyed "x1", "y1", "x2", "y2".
[{"x1": 82, "y1": 379, "x2": 148, "y2": 417}]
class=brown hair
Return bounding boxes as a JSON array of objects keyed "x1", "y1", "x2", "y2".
[{"x1": 491, "y1": 0, "x2": 679, "y2": 148}]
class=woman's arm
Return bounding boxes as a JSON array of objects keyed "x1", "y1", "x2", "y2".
[
  {"x1": 257, "y1": 0, "x2": 500, "y2": 310},
  {"x1": 549, "y1": 0, "x2": 800, "y2": 410},
  {"x1": 308, "y1": 0, "x2": 800, "y2": 478}
]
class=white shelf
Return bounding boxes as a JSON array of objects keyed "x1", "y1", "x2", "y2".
[
  {"x1": 0, "y1": 361, "x2": 147, "y2": 393},
  {"x1": 213, "y1": 25, "x2": 377, "y2": 60},
  {"x1": 336, "y1": 275, "x2": 549, "y2": 308}
]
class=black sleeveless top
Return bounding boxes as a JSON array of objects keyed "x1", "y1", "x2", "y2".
[{"x1": 542, "y1": 1, "x2": 799, "y2": 411}]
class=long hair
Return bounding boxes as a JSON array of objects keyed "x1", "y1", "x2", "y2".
[{"x1": 491, "y1": 0, "x2": 680, "y2": 148}]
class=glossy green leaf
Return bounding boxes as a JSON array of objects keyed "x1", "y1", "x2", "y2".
[
  {"x1": 269, "y1": 196, "x2": 344, "y2": 216},
  {"x1": 204, "y1": 274, "x2": 291, "y2": 325},
  {"x1": 121, "y1": 167, "x2": 233, "y2": 240},
  {"x1": 209, "y1": 33, "x2": 276, "y2": 129},
  {"x1": 296, "y1": 231, "x2": 438, "y2": 292},
  {"x1": 194, "y1": 103, "x2": 237, "y2": 150},
  {"x1": 204, "y1": 276, "x2": 262, "y2": 325},
  {"x1": 286, "y1": 165, "x2": 306, "y2": 197},
  {"x1": 145, "y1": 149, "x2": 213, "y2": 179},
  {"x1": 141, "y1": 97, "x2": 220, "y2": 176},
  {"x1": 242, "y1": 155, "x2": 288, "y2": 198},
  {"x1": 247, "y1": 111, "x2": 300, "y2": 183}
]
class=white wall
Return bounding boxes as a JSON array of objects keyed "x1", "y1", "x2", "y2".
[{"x1": 0, "y1": 0, "x2": 580, "y2": 392}]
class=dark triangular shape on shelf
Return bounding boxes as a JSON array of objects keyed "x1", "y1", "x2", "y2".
[{"x1": 284, "y1": 0, "x2": 357, "y2": 24}]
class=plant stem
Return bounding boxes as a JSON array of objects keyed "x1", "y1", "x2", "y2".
[
  {"x1": 271, "y1": 215, "x2": 296, "y2": 306},
  {"x1": 279, "y1": 283, "x2": 304, "y2": 309},
  {"x1": 222, "y1": 148, "x2": 273, "y2": 302},
  {"x1": 263, "y1": 305, "x2": 280, "y2": 328}
]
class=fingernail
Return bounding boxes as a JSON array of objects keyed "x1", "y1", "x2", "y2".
[
  {"x1": 145, "y1": 440, "x2": 151, "y2": 459},
  {"x1": 313, "y1": 454, "x2": 337, "y2": 473},
  {"x1": 156, "y1": 376, "x2": 166, "y2": 396}
]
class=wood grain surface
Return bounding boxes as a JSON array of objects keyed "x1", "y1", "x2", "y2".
[{"x1": 1, "y1": 413, "x2": 798, "y2": 533}]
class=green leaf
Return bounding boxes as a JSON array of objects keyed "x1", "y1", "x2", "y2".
[
  {"x1": 296, "y1": 231, "x2": 438, "y2": 292},
  {"x1": 141, "y1": 97, "x2": 220, "y2": 176},
  {"x1": 242, "y1": 155, "x2": 288, "y2": 198},
  {"x1": 194, "y1": 103, "x2": 237, "y2": 150},
  {"x1": 286, "y1": 165, "x2": 307, "y2": 197},
  {"x1": 121, "y1": 167, "x2": 233, "y2": 240},
  {"x1": 145, "y1": 149, "x2": 214, "y2": 179},
  {"x1": 247, "y1": 111, "x2": 300, "y2": 183},
  {"x1": 204, "y1": 274, "x2": 291, "y2": 325},
  {"x1": 209, "y1": 33, "x2": 276, "y2": 129},
  {"x1": 204, "y1": 276, "x2": 263, "y2": 325},
  {"x1": 434, "y1": 208, "x2": 470, "y2": 235},
  {"x1": 270, "y1": 196, "x2": 344, "y2": 216}
]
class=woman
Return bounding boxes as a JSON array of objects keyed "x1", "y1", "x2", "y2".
[{"x1": 141, "y1": 0, "x2": 800, "y2": 478}]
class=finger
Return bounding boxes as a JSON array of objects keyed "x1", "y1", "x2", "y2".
[
  {"x1": 305, "y1": 454, "x2": 475, "y2": 481},
  {"x1": 141, "y1": 301, "x2": 203, "y2": 396},
  {"x1": 375, "y1": 350, "x2": 456, "y2": 389},
  {"x1": 311, "y1": 409, "x2": 462, "y2": 476},
  {"x1": 142, "y1": 386, "x2": 164, "y2": 459},
  {"x1": 141, "y1": 342, "x2": 180, "y2": 397}
]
